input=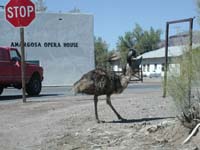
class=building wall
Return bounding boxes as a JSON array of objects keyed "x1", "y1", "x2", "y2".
[
  {"x1": 138, "y1": 45, "x2": 200, "y2": 78},
  {"x1": 141, "y1": 57, "x2": 180, "y2": 77},
  {"x1": 0, "y1": 12, "x2": 94, "y2": 86},
  {"x1": 142, "y1": 58, "x2": 164, "y2": 77}
]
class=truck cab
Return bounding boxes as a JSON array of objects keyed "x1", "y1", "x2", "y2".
[{"x1": 0, "y1": 47, "x2": 43, "y2": 96}]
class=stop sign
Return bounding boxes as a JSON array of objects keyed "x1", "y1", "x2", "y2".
[{"x1": 5, "y1": 0, "x2": 35, "y2": 27}]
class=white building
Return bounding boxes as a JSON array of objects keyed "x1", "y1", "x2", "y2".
[
  {"x1": 139, "y1": 45, "x2": 199, "y2": 78},
  {"x1": 0, "y1": 12, "x2": 94, "y2": 86}
]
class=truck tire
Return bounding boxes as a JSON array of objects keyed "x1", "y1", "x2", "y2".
[
  {"x1": 0, "y1": 86, "x2": 3, "y2": 95},
  {"x1": 26, "y1": 76, "x2": 41, "y2": 96}
]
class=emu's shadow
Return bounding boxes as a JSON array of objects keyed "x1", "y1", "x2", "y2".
[{"x1": 107, "y1": 116, "x2": 175, "y2": 124}]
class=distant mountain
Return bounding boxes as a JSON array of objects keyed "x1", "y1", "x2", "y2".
[{"x1": 158, "y1": 31, "x2": 200, "y2": 48}]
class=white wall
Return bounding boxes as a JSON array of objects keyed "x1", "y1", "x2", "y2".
[
  {"x1": 142, "y1": 63, "x2": 180, "y2": 77},
  {"x1": 142, "y1": 64, "x2": 163, "y2": 77},
  {"x1": 0, "y1": 12, "x2": 94, "y2": 86}
]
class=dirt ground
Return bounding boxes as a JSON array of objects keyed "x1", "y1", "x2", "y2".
[{"x1": 0, "y1": 83, "x2": 200, "y2": 150}]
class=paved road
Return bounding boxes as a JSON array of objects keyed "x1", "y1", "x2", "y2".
[
  {"x1": 0, "y1": 86, "x2": 73, "y2": 102},
  {"x1": 0, "y1": 79, "x2": 162, "y2": 102}
]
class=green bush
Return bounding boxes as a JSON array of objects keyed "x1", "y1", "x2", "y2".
[{"x1": 167, "y1": 47, "x2": 200, "y2": 128}]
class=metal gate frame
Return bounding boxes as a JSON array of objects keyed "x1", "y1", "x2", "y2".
[{"x1": 163, "y1": 17, "x2": 194, "y2": 97}]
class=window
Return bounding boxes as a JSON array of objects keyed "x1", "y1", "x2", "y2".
[
  {"x1": 10, "y1": 49, "x2": 21, "y2": 61},
  {"x1": 154, "y1": 64, "x2": 157, "y2": 71},
  {"x1": 143, "y1": 64, "x2": 146, "y2": 72},
  {"x1": 162, "y1": 64, "x2": 165, "y2": 71},
  {"x1": 147, "y1": 64, "x2": 150, "y2": 72}
]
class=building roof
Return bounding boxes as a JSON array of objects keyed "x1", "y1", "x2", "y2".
[
  {"x1": 138, "y1": 44, "x2": 200, "y2": 59},
  {"x1": 109, "y1": 52, "x2": 121, "y2": 61}
]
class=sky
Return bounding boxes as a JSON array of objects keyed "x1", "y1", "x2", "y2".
[{"x1": 1, "y1": 0, "x2": 199, "y2": 49}]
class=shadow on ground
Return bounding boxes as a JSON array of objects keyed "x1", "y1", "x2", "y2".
[{"x1": 107, "y1": 117, "x2": 175, "y2": 123}]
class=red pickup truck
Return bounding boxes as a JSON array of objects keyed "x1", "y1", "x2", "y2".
[{"x1": 0, "y1": 47, "x2": 43, "y2": 96}]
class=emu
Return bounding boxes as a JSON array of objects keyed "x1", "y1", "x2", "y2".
[{"x1": 73, "y1": 66, "x2": 131, "y2": 123}]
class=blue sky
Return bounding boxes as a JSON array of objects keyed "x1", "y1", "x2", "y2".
[{"x1": 1, "y1": 0, "x2": 199, "y2": 49}]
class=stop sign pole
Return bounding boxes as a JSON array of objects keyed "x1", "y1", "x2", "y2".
[
  {"x1": 5, "y1": 0, "x2": 36, "y2": 102},
  {"x1": 20, "y1": 27, "x2": 26, "y2": 103}
]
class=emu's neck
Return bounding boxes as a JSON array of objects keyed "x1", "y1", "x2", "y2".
[
  {"x1": 120, "y1": 64, "x2": 132, "y2": 90},
  {"x1": 120, "y1": 75, "x2": 130, "y2": 89}
]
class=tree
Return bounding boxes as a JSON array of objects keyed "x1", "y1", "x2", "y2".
[
  {"x1": 137, "y1": 27, "x2": 161, "y2": 53},
  {"x1": 94, "y1": 36, "x2": 109, "y2": 69},
  {"x1": 117, "y1": 24, "x2": 161, "y2": 65},
  {"x1": 34, "y1": 0, "x2": 47, "y2": 12},
  {"x1": 117, "y1": 31, "x2": 134, "y2": 65},
  {"x1": 69, "y1": 7, "x2": 81, "y2": 13}
]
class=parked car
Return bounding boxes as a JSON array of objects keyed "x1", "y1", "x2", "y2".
[{"x1": 0, "y1": 47, "x2": 43, "y2": 96}]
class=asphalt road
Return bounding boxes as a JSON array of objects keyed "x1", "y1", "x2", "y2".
[{"x1": 0, "y1": 79, "x2": 162, "y2": 102}]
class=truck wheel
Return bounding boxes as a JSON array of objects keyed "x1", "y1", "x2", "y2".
[
  {"x1": 0, "y1": 86, "x2": 3, "y2": 95},
  {"x1": 26, "y1": 76, "x2": 41, "y2": 96}
]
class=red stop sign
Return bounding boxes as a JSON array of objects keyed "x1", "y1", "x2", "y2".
[{"x1": 5, "y1": 0, "x2": 35, "y2": 27}]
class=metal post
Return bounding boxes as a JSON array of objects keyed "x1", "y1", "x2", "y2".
[
  {"x1": 20, "y1": 27, "x2": 26, "y2": 102},
  {"x1": 187, "y1": 18, "x2": 193, "y2": 106},
  {"x1": 189, "y1": 18, "x2": 193, "y2": 48},
  {"x1": 163, "y1": 23, "x2": 169, "y2": 97}
]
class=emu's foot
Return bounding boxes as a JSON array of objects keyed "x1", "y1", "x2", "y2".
[{"x1": 96, "y1": 120, "x2": 105, "y2": 123}]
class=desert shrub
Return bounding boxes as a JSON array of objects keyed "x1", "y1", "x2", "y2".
[{"x1": 167, "y1": 46, "x2": 200, "y2": 128}]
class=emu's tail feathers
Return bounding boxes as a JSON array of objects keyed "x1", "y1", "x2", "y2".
[
  {"x1": 73, "y1": 78, "x2": 93, "y2": 95},
  {"x1": 73, "y1": 79, "x2": 81, "y2": 95}
]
